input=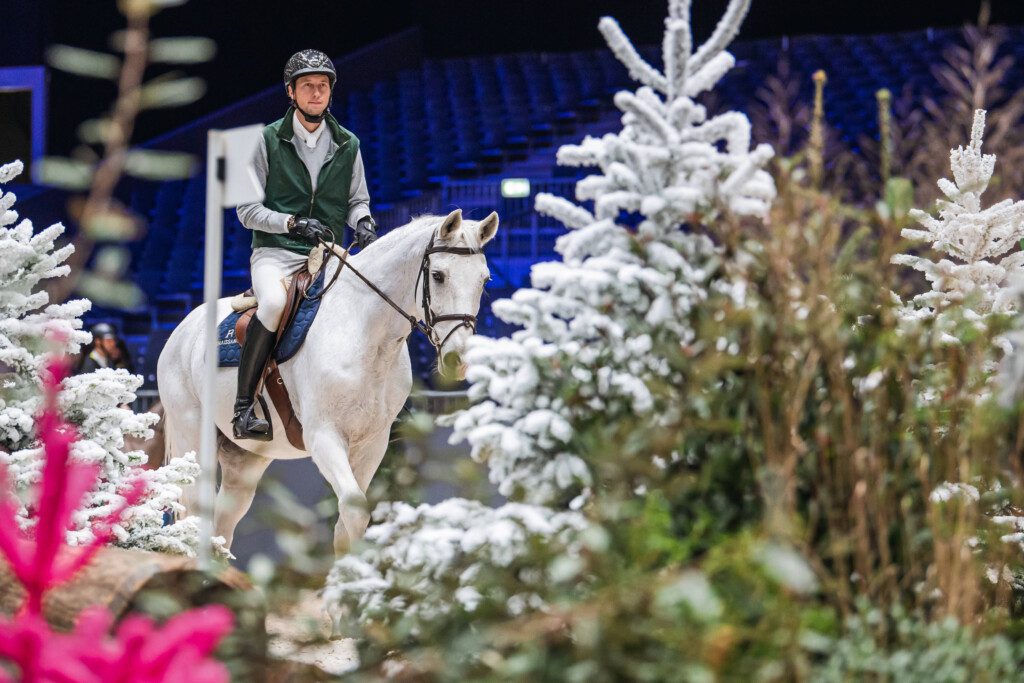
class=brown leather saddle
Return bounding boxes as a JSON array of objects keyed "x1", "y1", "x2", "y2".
[{"x1": 234, "y1": 269, "x2": 311, "y2": 450}]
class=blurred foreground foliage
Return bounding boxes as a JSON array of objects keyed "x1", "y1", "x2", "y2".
[
  {"x1": 332, "y1": 161, "x2": 1024, "y2": 683},
  {"x1": 41, "y1": 0, "x2": 213, "y2": 308},
  {"x1": 318, "y1": 23, "x2": 1024, "y2": 682}
]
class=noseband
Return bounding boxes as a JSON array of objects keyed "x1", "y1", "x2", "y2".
[{"x1": 310, "y1": 232, "x2": 482, "y2": 353}]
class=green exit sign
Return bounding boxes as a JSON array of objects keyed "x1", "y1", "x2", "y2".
[{"x1": 501, "y1": 178, "x2": 531, "y2": 198}]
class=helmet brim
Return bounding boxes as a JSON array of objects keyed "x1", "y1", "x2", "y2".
[{"x1": 286, "y1": 69, "x2": 336, "y2": 89}]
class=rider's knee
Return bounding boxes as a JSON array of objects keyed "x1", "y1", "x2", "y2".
[{"x1": 256, "y1": 295, "x2": 286, "y2": 331}]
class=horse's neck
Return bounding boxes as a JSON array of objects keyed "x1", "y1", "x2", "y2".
[{"x1": 319, "y1": 227, "x2": 429, "y2": 342}]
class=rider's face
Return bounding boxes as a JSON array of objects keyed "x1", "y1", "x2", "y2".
[
  {"x1": 97, "y1": 337, "x2": 119, "y2": 357},
  {"x1": 289, "y1": 75, "x2": 331, "y2": 115}
]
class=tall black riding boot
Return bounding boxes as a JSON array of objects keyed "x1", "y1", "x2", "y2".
[{"x1": 232, "y1": 316, "x2": 277, "y2": 441}]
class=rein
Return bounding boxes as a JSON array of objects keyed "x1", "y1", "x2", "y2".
[
  {"x1": 304, "y1": 232, "x2": 481, "y2": 350},
  {"x1": 301, "y1": 236, "x2": 348, "y2": 303}
]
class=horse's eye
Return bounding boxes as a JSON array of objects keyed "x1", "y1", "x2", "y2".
[{"x1": 432, "y1": 271, "x2": 445, "y2": 284}]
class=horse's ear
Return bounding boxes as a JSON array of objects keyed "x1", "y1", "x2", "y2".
[
  {"x1": 477, "y1": 211, "x2": 499, "y2": 246},
  {"x1": 439, "y1": 209, "x2": 462, "y2": 240}
]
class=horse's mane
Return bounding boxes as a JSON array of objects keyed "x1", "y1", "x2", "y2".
[{"x1": 356, "y1": 213, "x2": 482, "y2": 261}]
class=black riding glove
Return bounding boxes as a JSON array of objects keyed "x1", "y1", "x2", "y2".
[
  {"x1": 290, "y1": 216, "x2": 331, "y2": 242},
  {"x1": 354, "y1": 216, "x2": 378, "y2": 249}
]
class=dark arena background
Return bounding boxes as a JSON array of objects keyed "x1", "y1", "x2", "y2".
[
  {"x1": 2, "y1": 0, "x2": 1022, "y2": 393},
  {"x1": 7, "y1": 0, "x2": 1024, "y2": 677}
]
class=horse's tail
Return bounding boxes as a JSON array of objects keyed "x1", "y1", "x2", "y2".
[
  {"x1": 146, "y1": 400, "x2": 166, "y2": 470},
  {"x1": 162, "y1": 400, "x2": 198, "y2": 519},
  {"x1": 159, "y1": 400, "x2": 173, "y2": 468}
]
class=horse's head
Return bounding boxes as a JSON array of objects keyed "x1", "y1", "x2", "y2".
[{"x1": 424, "y1": 209, "x2": 499, "y2": 381}]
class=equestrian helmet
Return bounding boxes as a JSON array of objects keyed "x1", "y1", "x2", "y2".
[
  {"x1": 283, "y1": 49, "x2": 337, "y2": 89},
  {"x1": 90, "y1": 322, "x2": 117, "y2": 340}
]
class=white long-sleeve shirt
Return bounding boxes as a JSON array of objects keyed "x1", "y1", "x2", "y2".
[{"x1": 236, "y1": 111, "x2": 371, "y2": 235}]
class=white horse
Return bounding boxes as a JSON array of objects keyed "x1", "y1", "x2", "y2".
[{"x1": 157, "y1": 209, "x2": 498, "y2": 555}]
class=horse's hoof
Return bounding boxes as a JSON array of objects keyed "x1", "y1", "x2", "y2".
[{"x1": 330, "y1": 612, "x2": 345, "y2": 640}]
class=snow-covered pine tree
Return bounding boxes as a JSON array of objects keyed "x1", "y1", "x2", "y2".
[
  {"x1": 448, "y1": 0, "x2": 775, "y2": 506},
  {"x1": 327, "y1": 0, "x2": 775, "y2": 631},
  {"x1": 0, "y1": 160, "x2": 200, "y2": 555},
  {"x1": 324, "y1": 500, "x2": 590, "y2": 638},
  {"x1": 891, "y1": 114, "x2": 1024, "y2": 586},
  {"x1": 893, "y1": 109, "x2": 1024, "y2": 328}
]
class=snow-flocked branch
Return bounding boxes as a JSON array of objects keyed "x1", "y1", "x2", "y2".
[
  {"x1": 0, "y1": 160, "x2": 200, "y2": 555},
  {"x1": 893, "y1": 109, "x2": 1024, "y2": 319}
]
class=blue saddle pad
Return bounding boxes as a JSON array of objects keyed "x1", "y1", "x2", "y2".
[{"x1": 217, "y1": 269, "x2": 326, "y2": 367}]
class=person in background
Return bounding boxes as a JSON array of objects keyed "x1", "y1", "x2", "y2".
[{"x1": 77, "y1": 322, "x2": 133, "y2": 374}]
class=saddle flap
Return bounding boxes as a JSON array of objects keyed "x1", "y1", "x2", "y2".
[
  {"x1": 233, "y1": 267, "x2": 314, "y2": 451},
  {"x1": 234, "y1": 309, "x2": 256, "y2": 345}
]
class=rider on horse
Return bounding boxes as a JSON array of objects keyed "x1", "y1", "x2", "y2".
[{"x1": 233, "y1": 49, "x2": 378, "y2": 441}]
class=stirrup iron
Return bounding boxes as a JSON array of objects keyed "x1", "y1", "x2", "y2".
[{"x1": 232, "y1": 395, "x2": 273, "y2": 441}]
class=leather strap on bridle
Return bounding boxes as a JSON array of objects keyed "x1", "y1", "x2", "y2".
[
  {"x1": 303, "y1": 232, "x2": 482, "y2": 351},
  {"x1": 415, "y1": 236, "x2": 481, "y2": 350}
]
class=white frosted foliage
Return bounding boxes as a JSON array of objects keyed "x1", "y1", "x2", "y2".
[
  {"x1": 447, "y1": 0, "x2": 774, "y2": 506},
  {"x1": 324, "y1": 499, "x2": 588, "y2": 629},
  {"x1": 893, "y1": 109, "x2": 1024, "y2": 319},
  {"x1": 0, "y1": 160, "x2": 199, "y2": 555},
  {"x1": 326, "y1": 0, "x2": 776, "y2": 631}
]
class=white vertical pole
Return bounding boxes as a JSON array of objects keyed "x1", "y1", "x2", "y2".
[{"x1": 199, "y1": 130, "x2": 224, "y2": 569}]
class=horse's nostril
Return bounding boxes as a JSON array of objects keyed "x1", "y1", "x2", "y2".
[{"x1": 442, "y1": 351, "x2": 461, "y2": 369}]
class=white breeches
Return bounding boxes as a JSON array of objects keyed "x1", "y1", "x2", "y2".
[{"x1": 250, "y1": 247, "x2": 309, "y2": 331}]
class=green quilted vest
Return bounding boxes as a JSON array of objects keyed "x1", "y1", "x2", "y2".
[{"x1": 253, "y1": 107, "x2": 360, "y2": 254}]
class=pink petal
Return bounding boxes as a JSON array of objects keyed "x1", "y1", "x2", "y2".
[
  {"x1": 30, "y1": 415, "x2": 86, "y2": 599},
  {"x1": 137, "y1": 605, "x2": 234, "y2": 673},
  {"x1": 0, "y1": 614, "x2": 46, "y2": 681},
  {"x1": 74, "y1": 605, "x2": 115, "y2": 638},
  {"x1": 54, "y1": 478, "x2": 148, "y2": 583},
  {"x1": 113, "y1": 613, "x2": 157, "y2": 662},
  {"x1": 162, "y1": 654, "x2": 230, "y2": 683}
]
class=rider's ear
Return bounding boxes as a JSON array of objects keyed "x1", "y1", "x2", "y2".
[
  {"x1": 440, "y1": 209, "x2": 462, "y2": 240},
  {"x1": 477, "y1": 212, "x2": 499, "y2": 246}
]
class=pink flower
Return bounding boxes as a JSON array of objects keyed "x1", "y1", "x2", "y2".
[
  {"x1": 0, "y1": 606, "x2": 234, "y2": 683},
  {"x1": 0, "y1": 358, "x2": 148, "y2": 617},
  {"x1": 0, "y1": 355, "x2": 234, "y2": 682}
]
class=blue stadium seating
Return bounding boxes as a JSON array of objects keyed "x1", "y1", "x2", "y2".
[{"x1": 73, "y1": 26, "x2": 1024, "y2": 385}]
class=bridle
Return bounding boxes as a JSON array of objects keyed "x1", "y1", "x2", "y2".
[
  {"x1": 415, "y1": 235, "x2": 482, "y2": 350},
  {"x1": 306, "y1": 232, "x2": 482, "y2": 352}
]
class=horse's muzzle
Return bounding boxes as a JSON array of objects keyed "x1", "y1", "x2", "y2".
[{"x1": 440, "y1": 350, "x2": 467, "y2": 381}]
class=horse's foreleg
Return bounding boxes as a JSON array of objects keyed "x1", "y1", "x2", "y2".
[
  {"x1": 309, "y1": 427, "x2": 368, "y2": 555},
  {"x1": 350, "y1": 426, "x2": 393, "y2": 493},
  {"x1": 214, "y1": 443, "x2": 273, "y2": 551},
  {"x1": 322, "y1": 427, "x2": 392, "y2": 640}
]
